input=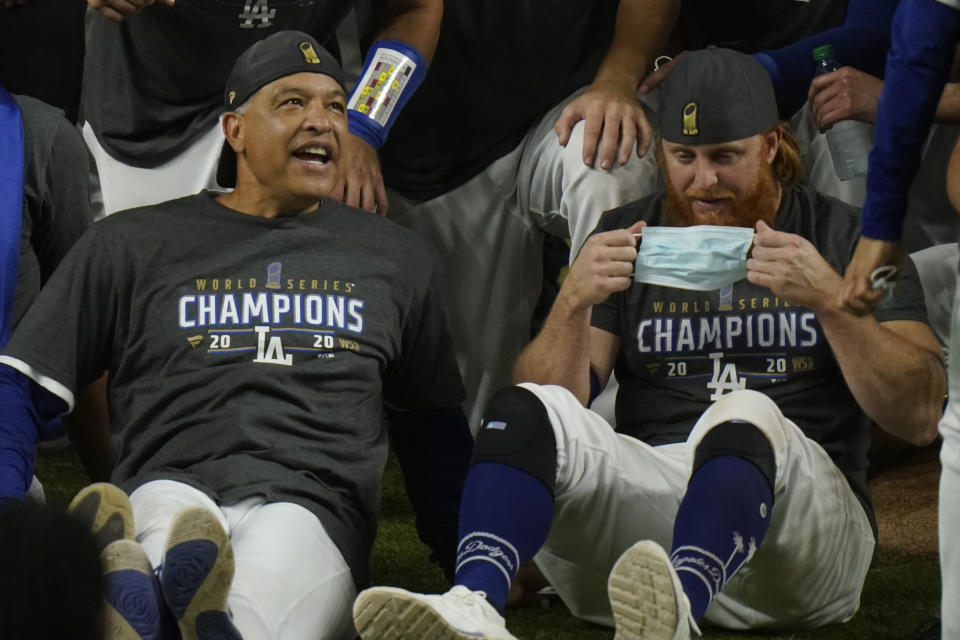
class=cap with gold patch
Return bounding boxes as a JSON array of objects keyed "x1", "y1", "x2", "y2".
[
  {"x1": 222, "y1": 30, "x2": 345, "y2": 111},
  {"x1": 658, "y1": 48, "x2": 778, "y2": 145}
]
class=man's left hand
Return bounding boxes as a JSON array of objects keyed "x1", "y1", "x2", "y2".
[
  {"x1": 746, "y1": 220, "x2": 842, "y2": 312},
  {"x1": 330, "y1": 132, "x2": 388, "y2": 215}
]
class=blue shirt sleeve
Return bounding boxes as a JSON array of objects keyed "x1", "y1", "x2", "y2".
[
  {"x1": 0, "y1": 364, "x2": 66, "y2": 500},
  {"x1": 754, "y1": 0, "x2": 899, "y2": 113},
  {"x1": 862, "y1": 0, "x2": 960, "y2": 241}
]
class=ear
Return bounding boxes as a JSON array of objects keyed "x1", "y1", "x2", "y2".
[
  {"x1": 222, "y1": 112, "x2": 245, "y2": 154},
  {"x1": 763, "y1": 126, "x2": 782, "y2": 165}
]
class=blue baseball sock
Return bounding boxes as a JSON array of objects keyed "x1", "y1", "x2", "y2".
[
  {"x1": 454, "y1": 462, "x2": 553, "y2": 612},
  {"x1": 670, "y1": 455, "x2": 774, "y2": 621}
]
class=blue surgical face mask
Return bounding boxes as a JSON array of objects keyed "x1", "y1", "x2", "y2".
[{"x1": 633, "y1": 225, "x2": 754, "y2": 291}]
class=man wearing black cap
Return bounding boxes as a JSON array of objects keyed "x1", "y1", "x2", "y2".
[
  {"x1": 352, "y1": 48, "x2": 944, "y2": 640},
  {"x1": 0, "y1": 31, "x2": 471, "y2": 640},
  {"x1": 81, "y1": 0, "x2": 439, "y2": 217}
]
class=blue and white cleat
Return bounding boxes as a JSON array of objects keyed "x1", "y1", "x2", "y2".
[
  {"x1": 354, "y1": 585, "x2": 519, "y2": 640},
  {"x1": 159, "y1": 507, "x2": 241, "y2": 640}
]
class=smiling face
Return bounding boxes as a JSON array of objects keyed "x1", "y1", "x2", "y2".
[
  {"x1": 222, "y1": 71, "x2": 347, "y2": 216},
  {"x1": 661, "y1": 129, "x2": 782, "y2": 229}
]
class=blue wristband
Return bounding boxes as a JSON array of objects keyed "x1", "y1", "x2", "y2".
[{"x1": 347, "y1": 39, "x2": 427, "y2": 149}]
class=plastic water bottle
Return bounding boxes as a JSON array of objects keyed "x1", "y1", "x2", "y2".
[{"x1": 812, "y1": 44, "x2": 874, "y2": 181}]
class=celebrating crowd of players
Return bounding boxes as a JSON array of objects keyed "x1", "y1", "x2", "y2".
[{"x1": 0, "y1": 0, "x2": 958, "y2": 639}]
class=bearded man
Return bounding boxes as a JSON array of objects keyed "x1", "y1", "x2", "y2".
[{"x1": 350, "y1": 48, "x2": 945, "y2": 640}]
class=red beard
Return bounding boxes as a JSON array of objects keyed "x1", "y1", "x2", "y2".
[{"x1": 664, "y1": 162, "x2": 781, "y2": 229}]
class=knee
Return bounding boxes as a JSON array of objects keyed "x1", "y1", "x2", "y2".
[
  {"x1": 474, "y1": 386, "x2": 558, "y2": 493},
  {"x1": 693, "y1": 420, "x2": 776, "y2": 490},
  {"x1": 710, "y1": 389, "x2": 790, "y2": 443},
  {"x1": 696, "y1": 390, "x2": 791, "y2": 481}
]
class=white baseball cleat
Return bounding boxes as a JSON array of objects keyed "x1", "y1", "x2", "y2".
[
  {"x1": 607, "y1": 540, "x2": 702, "y2": 640},
  {"x1": 353, "y1": 585, "x2": 519, "y2": 640}
]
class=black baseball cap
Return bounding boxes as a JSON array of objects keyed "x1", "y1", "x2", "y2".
[
  {"x1": 658, "y1": 48, "x2": 779, "y2": 145},
  {"x1": 217, "y1": 31, "x2": 346, "y2": 188}
]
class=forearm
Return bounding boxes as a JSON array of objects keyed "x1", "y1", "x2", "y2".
[
  {"x1": 348, "y1": 0, "x2": 439, "y2": 152},
  {"x1": 518, "y1": 225, "x2": 637, "y2": 398},
  {"x1": 592, "y1": 0, "x2": 678, "y2": 91},
  {"x1": 862, "y1": 0, "x2": 960, "y2": 241},
  {"x1": 820, "y1": 313, "x2": 945, "y2": 444},
  {"x1": 513, "y1": 294, "x2": 593, "y2": 405},
  {"x1": 0, "y1": 366, "x2": 44, "y2": 499},
  {"x1": 373, "y1": 0, "x2": 442, "y2": 62},
  {"x1": 756, "y1": 0, "x2": 897, "y2": 112},
  {"x1": 63, "y1": 373, "x2": 113, "y2": 482}
]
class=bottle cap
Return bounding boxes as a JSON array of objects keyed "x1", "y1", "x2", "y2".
[{"x1": 812, "y1": 44, "x2": 835, "y2": 62}]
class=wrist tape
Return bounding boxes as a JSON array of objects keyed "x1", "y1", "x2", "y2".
[{"x1": 347, "y1": 39, "x2": 426, "y2": 149}]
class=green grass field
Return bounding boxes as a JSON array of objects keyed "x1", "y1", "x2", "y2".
[{"x1": 36, "y1": 446, "x2": 939, "y2": 640}]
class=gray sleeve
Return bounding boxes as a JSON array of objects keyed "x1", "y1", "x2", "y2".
[
  {"x1": 591, "y1": 290, "x2": 623, "y2": 337},
  {"x1": 14, "y1": 97, "x2": 93, "y2": 326},
  {"x1": 3, "y1": 228, "x2": 117, "y2": 410},
  {"x1": 11, "y1": 212, "x2": 40, "y2": 330},
  {"x1": 874, "y1": 252, "x2": 930, "y2": 326},
  {"x1": 907, "y1": 243, "x2": 958, "y2": 350},
  {"x1": 30, "y1": 118, "x2": 94, "y2": 282}
]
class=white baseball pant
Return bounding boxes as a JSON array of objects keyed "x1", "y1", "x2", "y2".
[
  {"x1": 939, "y1": 270, "x2": 960, "y2": 640},
  {"x1": 130, "y1": 480, "x2": 356, "y2": 640}
]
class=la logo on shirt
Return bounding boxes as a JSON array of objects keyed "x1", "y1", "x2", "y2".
[{"x1": 238, "y1": 0, "x2": 275, "y2": 28}]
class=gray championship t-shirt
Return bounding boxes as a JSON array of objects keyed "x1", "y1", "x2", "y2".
[
  {"x1": 592, "y1": 185, "x2": 930, "y2": 528},
  {"x1": 1, "y1": 193, "x2": 464, "y2": 585}
]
